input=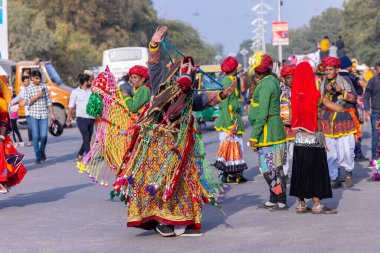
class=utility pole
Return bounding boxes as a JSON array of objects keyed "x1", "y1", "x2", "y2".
[
  {"x1": 277, "y1": 0, "x2": 283, "y2": 65},
  {"x1": 0, "y1": 0, "x2": 9, "y2": 59},
  {"x1": 251, "y1": 0, "x2": 271, "y2": 53}
]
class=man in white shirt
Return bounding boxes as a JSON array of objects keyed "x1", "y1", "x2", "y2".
[{"x1": 66, "y1": 74, "x2": 94, "y2": 161}]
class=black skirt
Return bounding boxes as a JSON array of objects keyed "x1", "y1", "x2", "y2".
[{"x1": 290, "y1": 145, "x2": 332, "y2": 200}]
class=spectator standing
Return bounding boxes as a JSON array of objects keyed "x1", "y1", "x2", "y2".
[
  {"x1": 320, "y1": 36, "x2": 330, "y2": 60},
  {"x1": 329, "y1": 42, "x2": 338, "y2": 57},
  {"x1": 336, "y1": 36, "x2": 345, "y2": 58},
  {"x1": 363, "y1": 62, "x2": 380, "y2": 162},
  {"x1": 20, "y1": 70, "x2": 56, "y2": 164}
]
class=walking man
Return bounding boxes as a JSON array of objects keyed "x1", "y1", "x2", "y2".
[{"x1": 20, "y1": 70, "x2": 56, "y2": 164}]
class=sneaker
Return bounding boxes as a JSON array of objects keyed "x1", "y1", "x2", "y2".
[
  {"x1": 174, "y1": 225, "x2": 187, "y2": 236},
  {"x1": 35, "y1": 159, "x2": 42, "y2": 164},
  {"x1": 269, "y1": 203, "x2": 289, "y2": 211},
  {"x1": 18, "y1": 142, "x2": 25, "y2": 147},
  {"x1": 331, "y1": 179, "x2": 342, "y2": 189},
  {"x1": 256, "y1": 202, "x2": 276, "y2": 209},
  {"x1": 26, "y1": 142, "x2": 33, "y2": 147},
  {"x1": 345, "y1": 171, "x2": 354, "y2": 188},
  {"x1": 179, "y1": 229, "x2": 203, "y2": 237},
  {"x1": 155, "y1": 224, "x2": 175, "y2": 237},
  {"x1": 14, "y1": 143, "x2": 18, "y2": 147},
  {"x1": 41, "y1": 153, "x2": 47, "y2": 162}
]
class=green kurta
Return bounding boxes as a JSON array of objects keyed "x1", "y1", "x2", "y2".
[
  {"x1": 248, "y1": 75, "x2": 286, "y2": 147},
  {"x1": 215, "y1": 76, "x2": 244, "y2": 134},
  {"x1": 124, "y1": 85, "x2": 151, "y2": 113}
]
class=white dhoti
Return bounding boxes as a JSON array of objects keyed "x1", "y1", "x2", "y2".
[
  {"x1": 283, "y1": 141, "x2": 294, "y2": 176},
  {"x1": 325, "y1": 134, "x2": 355, "y2": 181}
]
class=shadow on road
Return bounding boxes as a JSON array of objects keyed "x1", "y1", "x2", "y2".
[
  {"x1": 22, "y1": 152, "x2": 78, "y2": 171},
  {"x1": 0, "y1": 183, "x2": 92, "y2": 209}
]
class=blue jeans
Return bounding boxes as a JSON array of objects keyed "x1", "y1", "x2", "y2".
[
  {"x1": 26, "y1": 116, "x2": 33, "y2": 142},
  {"x1": 370, "y1": 112, "x2": 379, "y2": 160},
  {"x1": 28, "y1": 117, "x2": 48, "y2": 160}
]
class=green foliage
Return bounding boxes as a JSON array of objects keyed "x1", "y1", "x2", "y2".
[
  {"x1": 161, "y1": 20, "x2": 216, "y2": 64},
  {"x1": 342, "y1": 0, "x2": 380, "y2": 66},
  {"x1": 8, "y1": 0, "x2": 216, "y2": 84}
]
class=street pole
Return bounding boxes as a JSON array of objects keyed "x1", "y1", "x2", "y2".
[
  {"x1": 0, "y1": 0, "x2": 9, "y2": 59},
  {"x1": 278, "y1": 0, "x2": 282, "y2": 66}
]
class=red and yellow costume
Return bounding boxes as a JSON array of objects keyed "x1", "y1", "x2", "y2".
[{"x1": 0, "y1": 77, "x2": 27, "y2": 189}]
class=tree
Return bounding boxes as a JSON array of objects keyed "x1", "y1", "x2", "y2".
[
  {"x1": 160, "y1": 20, "x2": 216, "y2": 65},
  {"x1": 342, "y1": 0, "x2": 380, "y2": 66},
  {"x1": 8, "y1": 0, "x2": 217, "y2": 84}
]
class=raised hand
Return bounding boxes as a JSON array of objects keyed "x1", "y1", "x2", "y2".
[{"x1": 150, "y1": 26, "x2": 168, "y2": 47}]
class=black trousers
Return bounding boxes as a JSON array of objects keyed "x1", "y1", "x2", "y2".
[
  {"x1": 10, "y1": 118, "x2": 23, "y2": 143},
  {"x1": 76, "y1": 117, "x2": 95, "y2": 156}
]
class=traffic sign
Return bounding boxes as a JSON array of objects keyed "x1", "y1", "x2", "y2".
[{"x1": 272, "y1": 21, "x2": 289, "y2": 46}]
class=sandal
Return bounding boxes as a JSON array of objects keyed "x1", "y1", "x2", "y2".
[
  {"x1": 296, "y1": 205, "x2": 311, "y2": 214},
  {"x1": 312, "y1": 204, "x2": 338, "y2": 214}
]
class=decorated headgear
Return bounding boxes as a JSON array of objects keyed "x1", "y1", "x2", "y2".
[
  {"x1": 316, "y1": 64, "x2": 325, "y2": 75},
  {"x1": 248, "y1": 51, "x2": 273, "y2": 74},
  {"x1": 129, "y1": 65, "x2": 149, "y2": 80},
  {"x1": 280, "y1": 65, "x2": 296, "y2": 77},
  {"x1": 322, "y1": 56, "x2": 341, "y2": 68},
  {"x1": 92, "y1": 66, "x2": 116, "y2": 94},
  {"x1": 340, "y1": 56, "x2": 353, "y2": 69},
  {"x1": 221, "y1": 56, "x2": 238, "y2": 73}
]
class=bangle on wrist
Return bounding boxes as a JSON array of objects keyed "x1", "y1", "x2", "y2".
[{"x1": 149, "y1": 41, "x2": 158, "y2": 48}]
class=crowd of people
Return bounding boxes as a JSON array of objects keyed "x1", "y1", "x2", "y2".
[{"x1": 0, "y1": 26, "x2": 379, "y2": 237}]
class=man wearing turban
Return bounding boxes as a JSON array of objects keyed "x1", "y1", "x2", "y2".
[
  {"x1": 280, "y1": 65, "x2": 296, "y2": 177},
  {"x1": 215, "y1": 56, "x2": 247, "y2": 183},
  {"x1": 320, "y1": 56, "x2": 358, "y2": 188},
  {"x1": 248, "y1": 52, "x2": 287, "y2": 211}
]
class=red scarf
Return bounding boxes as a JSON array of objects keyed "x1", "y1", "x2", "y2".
[{"x1": 290, "y1": 62, "x2": 321, "y2": 133}]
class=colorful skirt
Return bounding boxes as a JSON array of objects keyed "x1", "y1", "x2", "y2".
[
  {"x1": 0, "y1": 135, "x2": 26, "y2": 187},
  {"x1": 116, "y1": 125, "x2": 205, "y2": 230},
  {"x1": 214, "y1": 134, "x2": 247, "y2": 174}
]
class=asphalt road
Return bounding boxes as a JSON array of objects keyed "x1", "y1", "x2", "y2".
[{"x1": 1, "y1": 120, "x2": 379, "y2": 253}]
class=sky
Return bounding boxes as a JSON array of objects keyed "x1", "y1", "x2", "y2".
[{"x1": 152, "y1": 0, "x2": 346, "y2": 55}]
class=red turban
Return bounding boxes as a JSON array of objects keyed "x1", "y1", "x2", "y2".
[
  {"x1": 129, "y1": 65, "x2": 149, "y2": 80},
  {"x1": 221, "y1": 56, "x2": 238, "y2": 73},
  {"x1": 280, "y1": 65, "x2": 296, "y2": 77},
  {"x1": 254, "y1": 54, "x2": 273, "y2": 73},
  {"x1": 322, "y1": 57, "x2": 341, "y2": 68}
]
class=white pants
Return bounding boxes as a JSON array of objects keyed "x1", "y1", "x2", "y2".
[
  {"x1": 326, "y1": 134, "x2": 355, "y2": 181},
  {"x1": 218, "y1": 132, "x2": 244, "y2": 152},
  {"x1": 283, "y1": 141, "x2": 294, "y2": 176}
]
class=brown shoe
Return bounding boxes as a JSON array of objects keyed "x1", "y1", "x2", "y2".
[{"x1": 345, "y1": 171, "x2": 354, "y2": 187}]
